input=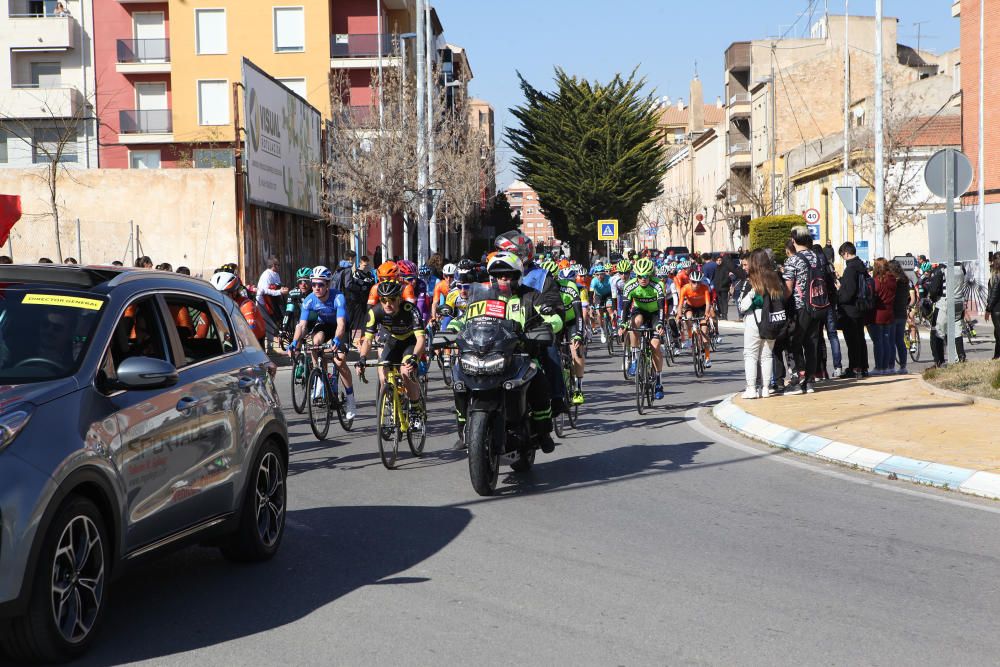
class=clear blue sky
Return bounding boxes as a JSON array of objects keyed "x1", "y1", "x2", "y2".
[{"x1": 433, "y1": 0, "x2": 960, "y2": 189}]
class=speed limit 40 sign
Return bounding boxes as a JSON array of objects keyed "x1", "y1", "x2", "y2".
[{"x1": 803, "y1": 208, "x2": 820, "y2": 224}]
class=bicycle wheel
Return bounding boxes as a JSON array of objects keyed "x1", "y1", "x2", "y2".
[
  {"x1": 564, "y1": 357, "x2": 578, "y2": 429},
  {"x1": 645, "y1": 350, "x2": 655, "y2": 407},
  {"x1": 622, "y1": 339, "x2": 633, "y2": 382},
  {"x1": 290, "y1": 352, "x2": 310, "y2": 414},
  {"x1": 635, "y1": 343, "x2": 646, "y2": 415},
  {"x1": 306, "y1": 367, "x2": 331, "y2": 441},
  {"x1": 334, "y1": 389, "x2": 353, "y2": 431},
  {"x1": 377, "y1": 384, "x2": 401, "y2": 469},
  {"x1": 709, "y1": 320, "x2": 719, "y2": 352},
  {"x1": 604, "y1": 317, "x2": 615, "y2": 356},
  {"x1": 438, "y1": 351, "x2": 453, "y2": 388},
  {"x1": 662, "y1": 329, "x2": 675, "y2": 367},
  {"x1": 692, "y1": 337, "x2": 705, "y2": 378},
  {"x1": 909, "y1": 331, "x2": 921, "y2": 362},
  {"x1": 406, "y1": 391, "x2": 427, "y2": 457}
]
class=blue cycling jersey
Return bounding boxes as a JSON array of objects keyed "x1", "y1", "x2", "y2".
[
  {"x1": 590, "y1": 275, "x2": 612, "y2": 296},
  {"x1": 300, "y1": 291, "x2": 347, "y2": 324}
]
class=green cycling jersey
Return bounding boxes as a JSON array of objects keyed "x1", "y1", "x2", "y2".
[{"x1": 622, "y1": 277, "x2": 665, "y2": 313}]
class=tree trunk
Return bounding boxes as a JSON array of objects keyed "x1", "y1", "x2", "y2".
[
  {"x1": 460, "y1": 217, "x2": 466, "y2": 257},
  {"x1": 49, "y1": 163, "x2": 62, "y2": 261}
]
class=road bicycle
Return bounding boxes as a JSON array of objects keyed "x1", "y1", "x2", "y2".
[
  {"x1": 681, "y1": 316, "x2": 707, "y2": 378},
  {"x1": 555, "y1": 337, "x2": 579, "y2": 437},
  {"x1": 628, "y1": 327, "x2": 657, "y2": 414},
  {"x1": 305, "y1": 343, "x2": 353, "y2": 440},
  {"x1": 661, "y1": 320, "x2": 676, "y2": 367},
  {"x1": 602, "y1": 309, "x2": 617, "y2": 357},
  {"x1": 289, "y1": 346, "x2": 313, "y2": 414},
  {"x1": 903, "y1": 325, "x2": 921, "y2": 362},
  {"x1": 707, "y1": 314, "x2": 721, "y2": 352},
  {"x1": 962, "y1": 316, "x2": 978, "y2": 345},
  {"x1": 620, "y1": 322, "x2": 634, "y2": 382},
  {"x1": 360, "y1": 361, "x2": 426, "y2": 470}
]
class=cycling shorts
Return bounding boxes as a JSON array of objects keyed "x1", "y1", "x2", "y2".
[
  {"x1": 629, "y1": 308, "x2": 662, "y2": 329},
  {"x1": 685, "y1": 305, "x2": 707, "y2": 320},
  {"x1": 593, "y1": 292, "x2": 613, "y2": 310},
  {"x1": 379, "y1": 336, "x2": 417, "y2": 365},
  {"x1": 310, "y1": 322, "x2": 340, "y2": 343}
]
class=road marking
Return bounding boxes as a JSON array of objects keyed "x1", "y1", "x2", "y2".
[{"x1": 686, "y1": 397, "x2": 1000, "y2": 515}]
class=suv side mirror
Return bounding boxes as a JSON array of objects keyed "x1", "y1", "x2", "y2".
[{"x1": 114, "y1": 356, "x2": 178, "y2": 390}]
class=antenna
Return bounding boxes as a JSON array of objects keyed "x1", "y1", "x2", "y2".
[
  {"x1": 913, "y1": 20, "x2": 929, "y2": 53},
  {"x1": 693, "y1": 60, "x2": 699, "y2": 79}
]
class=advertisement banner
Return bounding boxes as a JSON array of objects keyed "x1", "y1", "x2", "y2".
[{"x1": 241, "y1": 58, "x2": 322, "y2": 217}]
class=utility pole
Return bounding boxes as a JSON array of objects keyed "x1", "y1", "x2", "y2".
[
  {"x1": 874, "y1": 0, "x2": 885, "y2": 257},
  {"x1": 769, "y1": 44, "x2": 777, "y2": 215},
  {"x1": 977, "y1": 0, "x2": 986, "y2": 287},
  {"x1": 425, "y1": 2, "x2": 437, "y2": 256},
  {"x1": 376, "y1": 0, "x2": 387, "y2": 260},
  {"x1": 842, "y1": 0, "x2": 850, "y2": 250},
  {"x1": 415, "y1": 0, "x2": 428, "y2": 263}
]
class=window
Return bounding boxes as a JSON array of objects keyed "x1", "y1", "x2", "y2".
[
  {"x1": 273, "y1": 7, "x2": 305, "y2": 52},
  {"x1": 129, "y1": 149, "x2": 160, "y2": 169},
  {"x1": 30, "y1": 62, "x2": 61, "y2": 87},
  {"x1": 197, "y1": 80, "x2": 229, "y2": 125},
  {"x1": 277, "y1": 77, "x2": 306, "y2": 98},
  {"x1": 32, "y1": 127, "x2": 76, "y2": 164},
  {"x1": 193, "y1": 148, "x2": 234, "y2": 168},
  {"x1": 162, "y1": 296, "x2": 234, "y2": 366},
  {"x1": 479, "y1": 110, "x2": 487, "y2": 127},
  {"x1": 195, "y1": 9, "x2": 227, "y2": 55},
  {"x1": 0, "y1": 130, "x2": 7, "y2": 163},
  {"x1": 107, "y1": 297, "x2": 169, "y2": 371}
]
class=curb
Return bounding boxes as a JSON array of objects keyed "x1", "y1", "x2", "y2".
[
  {"x1": 916, "y1": 375, "x2": 1000, "y2": 409},
  {"x1": 716, "y1": 319, "x2": 992, "y2": 345},
  {"x1": 711, "y1": 394, "x2": 1000, "y2": 501}
]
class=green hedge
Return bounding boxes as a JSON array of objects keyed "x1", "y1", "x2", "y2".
[{"x1": 747, "y1": 215, "x2": 806, "y2": 255}]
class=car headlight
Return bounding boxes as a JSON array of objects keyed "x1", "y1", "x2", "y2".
[
  {"x1": 0, "y1": 405, "x2": 33, "y2": 453},
  {"x1": 459, "y1": 353, "x2": 507, "y2": 376}
]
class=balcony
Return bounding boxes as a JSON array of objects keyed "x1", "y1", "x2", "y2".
[
  {"x1": 728, "y1": 92, "x2": 750, "y2": 118},
  {"x1": 116, "y1": 39, "x2": 171, "y2": 74},
  {"x1": 330, "y1": 34, "x2": 401, "y2": 69},
  {"x1": 7, "y1": 15, "x2": 78, "y2": 51},
  {"x1": 728, "y1": 141, "x2": 751, "y2": 168},
  {"x1": 118, "y1": 109, "x2": 173, "y2": 143},
  {"x1": 4, "y1": 85, "x2": 84, "y2": 118},
  {"x1": 725, "y1": 42, "x2": 751, "y2": 72}
]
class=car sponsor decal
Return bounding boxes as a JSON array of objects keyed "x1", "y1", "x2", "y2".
[
  {"x1": 22, "y1": 294, "x2": 104, "y2": 310},
  {"x1": 465, "y1": 299, "x2": 506, "y2": 320}
]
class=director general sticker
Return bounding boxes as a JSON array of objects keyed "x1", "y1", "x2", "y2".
[{"x1": 22, "y1": 294, "x2": 104, "y2": 310}]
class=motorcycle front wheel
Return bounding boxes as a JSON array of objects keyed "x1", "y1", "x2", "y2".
[{"x1": 467, "y1": 411, "x2": 500, "y2": 496}]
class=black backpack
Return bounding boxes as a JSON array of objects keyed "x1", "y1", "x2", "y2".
[
  {"x1": 856, "y1": 271, "x2": 876, "y2": 314},
  {"x1": 794, "y1": 251, "x2": 831, "y2": 317},
  {"x1": 757, "y1": 291, "x2": 790, "y2": 340}
]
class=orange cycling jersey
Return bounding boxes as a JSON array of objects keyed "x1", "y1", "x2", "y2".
[
  {"x1": 367, "y1": 282, "x2": 416, "y2": 306},
  {"x1": 432, "y1": 277, "x2": 451, "y2": 308},
  {"x1": 237, "y1": 296, "x2": 266, "y2": 340},
  {"x1": 679, "y1": 282, "x2": 712, "y2": 309},
  {"x1": 673, "y1": 269, "x2": 690, "y2": 293}
]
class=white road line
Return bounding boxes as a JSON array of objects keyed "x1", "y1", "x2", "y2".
[{"x1": 685, "y1": 396, "x2": 1000, "y2": 515}]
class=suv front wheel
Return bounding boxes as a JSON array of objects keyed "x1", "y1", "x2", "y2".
[
  {"x1": 221, "y1": 440, "x2": 286, "y2": 562},
  {"x1": 3, "y1": 495, "x2": 109, "y2": 663}
]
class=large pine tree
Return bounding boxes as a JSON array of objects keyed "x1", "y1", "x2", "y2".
[{"x1": 505, "y1": 68, "x2": 666, "y2": 258}]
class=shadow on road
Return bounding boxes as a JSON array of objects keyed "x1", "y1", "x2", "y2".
[{"x1": 76, "y1": 505, "x2": 472, "y2": 666}]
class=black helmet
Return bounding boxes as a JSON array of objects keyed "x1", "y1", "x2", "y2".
[{"x1": 376, "y1": 280, "x2": 403, "y2": 298}]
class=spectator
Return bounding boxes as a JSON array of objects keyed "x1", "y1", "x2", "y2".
[
  {"x1": 702, "y1": 254, "x2": 718, "y2": 284},
  {"x1": 872, "y1": 258, "x2": 897, "y2": 374},
  {"x1": 135, "y1": 256, "x2": 153, "y2": 269},
  {"x1": 888, "y1": 260, "x2": 912, "y2": 374},
  {"x1": 176, "y1": 266, "x2": 191, "y2": 275},
  {"x1": 739, "y1": 249, "x2": 786, "y2": 399},
  {"x1": 155, "y1": 262, "x2": 172, "y2": 271},
  {"x1": 782, "y1": 226, "x2": 830, "y2": 394},
  {"x1": 63, "y1": 257, "x2": 78, "y2": 265},
  {"x1": 837, "y1": 242, "x2": 870, "y2": 378},
  {"x1": 0, "y1": 256, "x2": 12, "y2": 264},
  {"x1": 53, "y1": 1, "x2": 70, "y2": 16},
  {"x1": 110, "y1": 260, "x2": 124, "y2": 267},
  {"x1": 813, "y1": 243, "x2": 841, "y2": 379},
  {"x1": 38, "y1": 257, "x2": 53, "y2": 263},
  {"x1": 255, "y1": 256, "x2": 288, "y2": 353},
  {"x1": 346, "y1": 255, "x2": 376, "y2": 344},
  {"x1": 987, "y1": 255, "x2": 1000, "y2": 360},
  {"x1": 823, "y1": 239, "x2": 835, "y2": 265},
  {"x1": 716, "y1": 252, "x2": 735, "y2": 320}
]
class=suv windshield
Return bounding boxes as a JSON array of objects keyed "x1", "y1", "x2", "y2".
[{"x1": 0, "y1": 289, "x2": 106, "y2": 383}]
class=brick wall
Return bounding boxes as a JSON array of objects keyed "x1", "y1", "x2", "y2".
[{"x1": 960, "y1": 0, "x2": 1000, "y2": 204}]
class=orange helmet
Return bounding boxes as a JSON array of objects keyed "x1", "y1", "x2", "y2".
[
  {"x1": 558, "y1": 258, "x2": 571, "y2": 270},
  {"x1": 377, "y1": 261, "x2": 399, "y2": 280}
]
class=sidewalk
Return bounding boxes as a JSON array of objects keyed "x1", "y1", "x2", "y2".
[{"x1": 711, "y1": 375, "x2": 1000, "y2": 500}]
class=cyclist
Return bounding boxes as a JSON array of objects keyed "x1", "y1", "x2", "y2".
[
  {"x1": 557, "y1": 265, "x2": 589, "y2": 406},
  {"x1": 612, "y1": 259, "x2": 632, "y2": 327},
  {"x1": 397, "y1": 260, "x2": 426, "y2": 313},
  {"x1": 589, "y1": 263, "x2": 613, "y2": 343},
  {"x1": 287, "y1": 266, "x2": 357, "y2": 420},
  {"x1": 420, "y1": 264, "x2": 439, "y2": 300},
  {"x1": 620, "y1": 257, "x2": 667, "y2": 399},
  {"x1": 281, "y1": 267, "x2": 313, "y2": 341},
  {"x1": 355, "y1": 280, "x2": 426, "y2": 429},
  {"x1": 446, "y1": 252, "x2": 561, "y2": 453},
  {"x1": 211, "y1": 270, "x2": 266, "y2": 347},
  {"x1": 677, "y1": 266, "x2": 715, "y2": 369},
  {"x1": 431, "y1": 263, "x2": 456, "y2": 321},
  {"x1": 367, "y1": 261, "x2": 416, "y2": 308}
]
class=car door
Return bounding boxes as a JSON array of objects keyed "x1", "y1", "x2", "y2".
[
  {"x1": 159, "y1": 293, "x2": 244, "y2": 519},
  {"x1": 104, "y1": 295, "x2": 215, "y2": 551}
]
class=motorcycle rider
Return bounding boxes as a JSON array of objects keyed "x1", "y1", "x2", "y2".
[{"x1": 446, "y1": 252, "x2": 562, "y2": 453}]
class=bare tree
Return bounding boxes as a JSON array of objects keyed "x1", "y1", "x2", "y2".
[
  {"x1": 728, "y1": 170, "x2": 773, "y2": 219},
  {"x1": 664, "y1": 189, "x2": 702, "y2": 249}
]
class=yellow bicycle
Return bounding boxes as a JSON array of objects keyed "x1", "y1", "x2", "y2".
[{"x1": 359, "y1": 361, "x2": 426, "y2": 469}]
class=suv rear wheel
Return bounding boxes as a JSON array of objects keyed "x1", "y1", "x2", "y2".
[
  {"x1": 3, "y1": 495, "x2": 109, "y2": 663},
  {"x1": 221, "y1": 440, "x2": 286, "y2": 562}
]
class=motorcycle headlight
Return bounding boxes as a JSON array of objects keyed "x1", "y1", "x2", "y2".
[
  {"x1": 0, "y1": 405, "x2": 33, "y2": 453},
  {"x1": 459, "y1": 353, "x2": 507, "y2": 376}
]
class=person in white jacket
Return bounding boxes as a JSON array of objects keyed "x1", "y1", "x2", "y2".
[{"x1": 738, "y1": 249, "x2": 788, "y2": 399}]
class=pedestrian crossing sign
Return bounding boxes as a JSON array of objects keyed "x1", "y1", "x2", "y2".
[{"x1": 597, "y1": 219, "x2": 618, "y2": 241}]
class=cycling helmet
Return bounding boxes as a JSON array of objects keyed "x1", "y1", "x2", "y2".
[
  {"x1": 487, "y1": 251, "x2": 524, "y2": 278},
  {"x1": 418, "y1": 264, "x2": 431, "y2": 277},
  {"x1": 593, "y1": 263, "x2": 606, "y2": 273},
  {"x1": 377, "y1": 261, "x2": 399, "y2": 280},
  {"x1": 688, "y1": 267, "x2": 704, "y2": 283},
  {"x1": 495, "y1": 230, "x2": 535, "y2": 263},
  {"x1": 210, "y1": 271, "x2": 240, "y2": 293},
  {"x1": 558, "y1": 258, "x2": 570, "y2": 270},
  {"x1": 540, "y1": 259, "x2": 559, "y2": 276},
  {"x1": 311, "y1": 265, "x2": 333, "y2": 282},
  {"x1": 558, "y1": 267, "x2": 577, "y2": 281},
  {"x1": 456, "y1": 258, "x2": 476, "y2": 272},
  {"x1": 295, "y1": 266, "x2": 312, "y2": 281},
  {"x1": 616, "y1": 260, "x2": 632, "y2": 274},
  {"x1": 397, "y1": 260, "x2": 417, "y2": 277},
  {"x1": 216, "y1": 262, "x2": 239, "y2": 275},
  {"x1": 442, "y1": 263, "x2": 457, "y2": 277},
  {"x1": 635, "y1": 258, "x2": 655, "y2": 276},
  {"x1": 656, "y1": 264, "x2": 670, "y2": 278},
  {"x1": 455, "y1": 268, "x2": 475, "y2": 285},
  {"x1": 376, "y1": 280, "x2": 404, "y2": 298}
]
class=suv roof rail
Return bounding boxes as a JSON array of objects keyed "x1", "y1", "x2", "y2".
[{"x1": 106, "y1": 268, "x2": 211, "y2": 289}]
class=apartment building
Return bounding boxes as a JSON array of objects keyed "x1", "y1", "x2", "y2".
[
  {"x1": 0, "y1": 0, "x2": 98, "y2": 167},
  {"x1": 507, "y1": 180, "x2": 554, "y2": 246}
]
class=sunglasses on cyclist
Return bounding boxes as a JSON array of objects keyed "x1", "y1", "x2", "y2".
[
  {"x1": 379, "y1": 296, "x2": 400, "y2": 304},
  {"x1": 311, "y1": 281, "x2": 329, "y2": 288}
]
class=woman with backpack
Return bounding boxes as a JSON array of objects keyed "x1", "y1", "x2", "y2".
[
  {"x1": 872, "y1": 258, "x2": 898, "y2": 374},
  {"x1": 739, "y1": 249, "x2": 789, "y2": 399}
]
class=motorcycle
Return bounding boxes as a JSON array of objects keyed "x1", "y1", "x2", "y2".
[{"x1": 434, "y1": 314, "x2": 554, "y2": 496}]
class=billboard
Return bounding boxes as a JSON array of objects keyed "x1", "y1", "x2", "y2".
[{"x1": 242, "y1": 58, "x2": 322, "y2": 217}]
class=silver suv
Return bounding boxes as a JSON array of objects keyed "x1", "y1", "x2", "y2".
[{"x1": 0, "y1": 265, "x2": 288, "y2": 662}]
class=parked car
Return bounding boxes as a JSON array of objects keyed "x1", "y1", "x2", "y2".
[{"x1": 0, "y1": 265, "x2": 288, "y2": 663}]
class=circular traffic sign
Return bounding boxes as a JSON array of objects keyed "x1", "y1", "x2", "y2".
[
  {"x1": 925, "y1": 148, "x2": 973, "y2": 200},
  {"x1": 804, "y1": 208, "x2": 820, "y2": 224}
]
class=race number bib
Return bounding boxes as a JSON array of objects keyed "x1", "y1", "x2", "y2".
[{"x1": 466, "y1": 299, "x2": 507, "y2": 320}]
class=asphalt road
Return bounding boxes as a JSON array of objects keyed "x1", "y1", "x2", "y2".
[{"x1": 72, "y1": 328, "x2": 1000, "y2": 666}]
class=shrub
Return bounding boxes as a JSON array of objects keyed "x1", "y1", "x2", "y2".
[
  {"x1": 747, "y1": 215, "x2": 806, "y2": 256},
  {"x1": 991, "y1": 369, "x2": 1000, "y2": 391}
]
